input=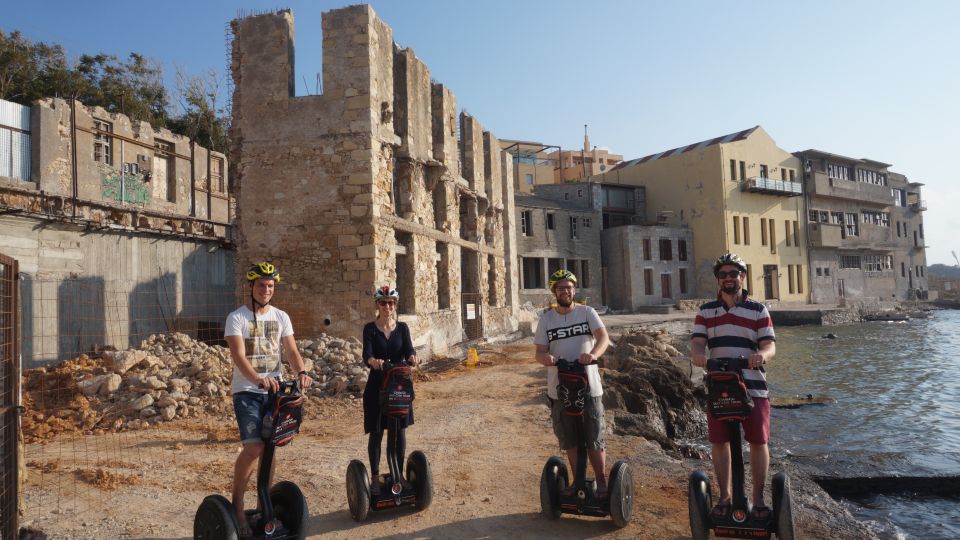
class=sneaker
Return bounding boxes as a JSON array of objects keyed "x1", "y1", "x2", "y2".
[{"x1": 370, "y1": 479, "x2": 381, "y2": 496}]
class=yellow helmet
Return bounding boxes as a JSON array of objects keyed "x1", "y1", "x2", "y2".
[
  {"x1": 548, "y1": 269, "x2": 577, "y2": 290},
  {"x1": 246, "y1": 261, "x2": 281, "y2": 283}
]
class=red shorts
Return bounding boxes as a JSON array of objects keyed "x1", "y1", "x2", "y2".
[{"x1": 707, "y1": 397, "x2": 770, "y2": 445}]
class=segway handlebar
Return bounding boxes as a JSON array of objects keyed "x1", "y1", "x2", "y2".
[
  {"x1": 706, "y1": 356, "x2": 749, "y2": 372},
  {"x1": 555, "y1": 357, "x2": 599, "y2": 373},
  {"x1": 258, "y1": 376, "x2": 302, "y2": 397},
  {"x1": 381, "y1": 358, "x2": 413, "y2": 370}
]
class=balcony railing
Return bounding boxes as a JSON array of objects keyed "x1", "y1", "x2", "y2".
[
  {"x1": 741, "y1": 176, "x2": 802, "y2": 196},
  {"x1": 806, "y1": 171, "x2": 894, "y2": 205},
  {"x1": 909, "y1": 200, "x2": 927, "y2": 211}
]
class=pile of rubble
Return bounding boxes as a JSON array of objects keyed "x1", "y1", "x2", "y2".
[
  {"x1": 600, "y1": 328, "x2": 706, "y2": 452},
  {"x1": 21, "y1": 332, "x2": 368, "y2": 443}
]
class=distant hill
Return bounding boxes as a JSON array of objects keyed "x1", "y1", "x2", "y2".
[{"x1": 928, "y1": 264, "x2": 960, "y2": 278}]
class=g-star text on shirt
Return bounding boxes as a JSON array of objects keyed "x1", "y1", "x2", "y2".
[{"x1": 547, "y1": 322, "x2": 591, "y2": 341}]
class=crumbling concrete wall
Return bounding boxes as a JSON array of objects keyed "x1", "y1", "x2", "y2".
[
  {"x1": 230, "y1": 5, "x2": 518, "y2": 355},
  {"x1": 1, "y1": 214, "x2": 234, "y2": 366},
  {"x1": 29, "y1": 98, "x2": 229, "y2": 223}
]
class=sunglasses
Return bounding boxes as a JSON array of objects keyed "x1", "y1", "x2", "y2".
[
  {"x1": 377, "y1": 300, "x2": 396, "y2": 306},
  {"x1": 716, "y1": 270, "x2": 742, "y2": 279}
]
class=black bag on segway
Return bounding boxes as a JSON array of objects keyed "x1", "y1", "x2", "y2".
[
  {"x1": 704, "y1": 371, "x2": 754, "y2": 422},
  {"x1": 266, "y1": 392, "x2": 303, "y2": 447},
  {"x1": 380, "y1": 365, "x2": 414, "y2": 417},
  {"x1": 557, "y1": 371, "x2": 590, "y2": 416}
]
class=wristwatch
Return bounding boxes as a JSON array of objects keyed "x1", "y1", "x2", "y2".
[{"x1": 297, "y1": 370, "x2": 308, "y2": 377}]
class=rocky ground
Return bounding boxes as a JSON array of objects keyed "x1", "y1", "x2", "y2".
[{"x1": 17, "y1": 323, "x2": 877, "y2": 539}]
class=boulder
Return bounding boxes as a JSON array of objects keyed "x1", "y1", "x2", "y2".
[
  {"x1": 99, "y1": 373, "x2": 122, "y2": 395},
  {"x1": 160, "y1": 405, "x2": 177, "y2": 421},
  {"x1": 156, "y1": 396, "x2": 177, "y2": 408},
  {"x1": 139, "y1": 406, "x2": 158, "y2": 418},
  {"x1": 77, "y1": 374, "x2": 111, "y2": 397},
  {"x1": 104, "y1": 350, "x2": 148, "y2": 374},
  {"x1": 130, "y1": 394, "x2": 155, "y2": 411}
]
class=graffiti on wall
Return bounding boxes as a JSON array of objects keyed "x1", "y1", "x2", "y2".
[{"x1": 102, "y1": 171, "x2": 150, "y2": 204}]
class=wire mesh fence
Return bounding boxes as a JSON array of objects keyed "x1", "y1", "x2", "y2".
[
  {"x1": 12, "y1": 272, "x2": 382, "y2": 537},
  {"x1": 1, "y1": 254, "x2": 21, "y2": 540}
]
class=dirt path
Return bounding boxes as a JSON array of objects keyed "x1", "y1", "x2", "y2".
[{"x1": 20, "y1": 337, "x2": 864, "y2": 539}]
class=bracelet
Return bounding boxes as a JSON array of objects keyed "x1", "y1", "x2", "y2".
[{"x1": 298, "y1": 370, "x2": 308, "y2": 377}]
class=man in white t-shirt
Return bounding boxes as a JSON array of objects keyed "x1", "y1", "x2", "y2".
[
  {"x1": 534, "y1": 269, "x2": 611, "y2": 496},
  {"x1": 225, "y1": 262, "x2": 313, "y2": 535}
]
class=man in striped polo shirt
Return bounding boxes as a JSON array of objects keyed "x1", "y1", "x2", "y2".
[{"x1": 691, "y1": 252, "x2": 777, "y2": 522}]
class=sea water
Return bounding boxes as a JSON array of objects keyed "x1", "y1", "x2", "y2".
[{"x1": 769, "y1": 310, "x2": 960, "y2": 539}]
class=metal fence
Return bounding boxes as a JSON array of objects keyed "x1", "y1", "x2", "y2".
[
  {"x1": 14, "y1": 280, "x2": 343, "y2": 536},
  {"x1": 462, "y1": 292, "x2": 483, "y2": 341},
  {"x1": 1, "y1": 253, "x2": 21, "y2": 540}
]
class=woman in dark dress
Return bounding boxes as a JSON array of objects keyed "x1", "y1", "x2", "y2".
[{"x1": 362, "y1": 285, "x2": 418, "y2": 494}]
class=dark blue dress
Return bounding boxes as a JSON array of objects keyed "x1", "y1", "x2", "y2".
[{"x1": 362, "y1": 321, "x2": 415, "y2": 433}]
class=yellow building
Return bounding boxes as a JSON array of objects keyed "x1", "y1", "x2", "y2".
[{"x1": 595, "y1": 126, "x2": 808, "y2": 302}]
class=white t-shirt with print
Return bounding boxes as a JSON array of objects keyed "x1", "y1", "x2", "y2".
[
  {"x1": 224, "y1": 305, "x2": 294, "y2": 394},
  {"x1": 534, "y1": 304, "x2": 605, "y2": 399}
]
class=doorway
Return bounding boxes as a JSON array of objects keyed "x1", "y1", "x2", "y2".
[{"x1": 763, "y1": 265, "x2": 779, "y2": 300}]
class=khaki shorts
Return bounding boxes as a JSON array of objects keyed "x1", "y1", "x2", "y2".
[{"x1": 550, "y1": 395, "x2": 606, "y2": 451}]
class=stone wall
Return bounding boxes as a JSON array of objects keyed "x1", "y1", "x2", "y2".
[{"x1": 230, "y1": 6, "x2": 518, "y2": 355}]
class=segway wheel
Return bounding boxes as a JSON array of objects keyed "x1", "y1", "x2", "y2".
[
  {"x1": 346, "y1": 459, "x2": 371, "y2": 522},
  {"x1": 772, "y1": 472, "x2": 795, "y2": 540},
  {"x1": 194, "y1": 494, "x2": 239, "y2": 540},
  {"x1": 688, "y1": 470, "x2": 712, "y2": 540},
  {"x1": 406, "y1": 450, "x2": 433, "y2": 510},
  {"x1": 608, "y1": 460, "x2": 633, "y2": 528},
  {"x1": 539, "y1": 456, "x2": 568, "y2": 520},
  {"x1": 270, "y1": 480, "x2": 308, "y2": 540}
]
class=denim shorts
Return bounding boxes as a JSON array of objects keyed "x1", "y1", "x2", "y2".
[
  {"x1": 550, "y1": 395, "x2": 606, "y2": 451},
  {"x1": 233, "y1": 391, "x2": 268, "y2": 444}
]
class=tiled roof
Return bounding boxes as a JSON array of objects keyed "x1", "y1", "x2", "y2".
[{"x1": 611, "y1": 126, "x2": 759, "y2": 171}]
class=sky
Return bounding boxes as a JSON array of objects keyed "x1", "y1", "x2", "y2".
[{"x1": 4, "y1": 1, "x2": 959, "y2": 264}]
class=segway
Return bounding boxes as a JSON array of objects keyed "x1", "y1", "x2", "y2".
[
  {"x1": 539, "y1": 358, "x2": 633, "y2": 528},
  {"x1": 346, "y1": 360, "x2": 433, "y2": 521},
  {"x1": 195, "y1": 379, "x2": 308, "y2": 540},
  {"x1": 688, "y1": 357, "x2": 795, "y2": 540}
]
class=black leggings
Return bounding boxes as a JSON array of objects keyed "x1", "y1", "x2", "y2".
[{"x1": 368, "y1": 428, "x2": 406, "y2": 476}]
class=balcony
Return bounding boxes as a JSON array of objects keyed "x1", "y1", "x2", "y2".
[
  {"x1": 806, "y1": 171, "x2": 894, "y2": 206},
  {"x1": 909, "y1": 200, "x2": 927, "y2": 212},
  {"x1": 740, "y1": 176, "x2": 802, "y2": 196},
  {"x1": 808, "y1": 222, "x2": 842, "y2": 248}
]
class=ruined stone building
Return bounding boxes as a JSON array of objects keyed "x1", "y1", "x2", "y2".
[
  {"x1": 0, "y1": 97, "x2": 234, "y2": 365},
  {"x1": 795, "y1": 149, "x2": 928, "y2": 304},
  {"x1": 230, "y1": 6, "x2": 519, "y2": 355}
]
